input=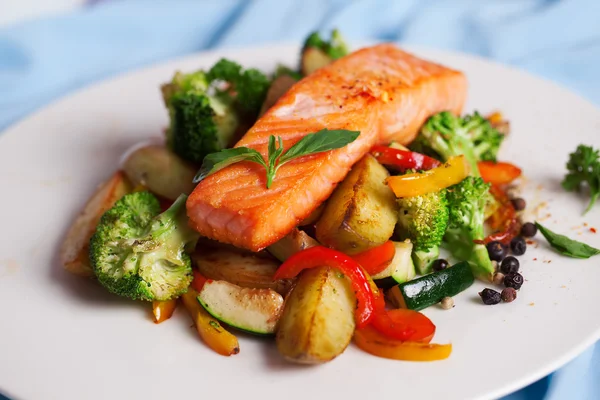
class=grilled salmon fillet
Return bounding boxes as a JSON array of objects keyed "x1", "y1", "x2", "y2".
[{"x1": 187, "y1": 44, "x2": 467, "y2": 251}]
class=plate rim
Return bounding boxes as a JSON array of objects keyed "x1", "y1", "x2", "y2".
[{"x1": 1, "y1": 42, "x2": 599, "y2": 400}]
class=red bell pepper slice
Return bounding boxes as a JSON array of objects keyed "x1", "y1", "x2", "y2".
[
  {"x1": 352, "y1": 241, "x2": 396, "y2": 276},
  {"x1": 478, "y1": 161, "x2": 522, "y2": 185},
  {"x1": 371, "y1": 146, "x2": 441, "y2": 172},
  {"x1": 273, "y1": 246, "x2": 376, "y2": 328},
  {"x1": 371, "y1": 294, "x2": 435, "y2": 342},
  {"x1": 478, "y1": 185, "x2": 521, "y2": 245},
  {"x1": 191, "y1": 270, "x2": 208, "y2": 292}
]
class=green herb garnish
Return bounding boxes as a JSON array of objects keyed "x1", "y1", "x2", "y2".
[
  {"x1": 535, "y1": 222, "x2": 600, "y2": 259},
  {"x1": 562, "y1": 144, "x2": 600, "y2": 215},
  {"x1": 193, "y1": 129, "x2": 360, "y2": 188}
]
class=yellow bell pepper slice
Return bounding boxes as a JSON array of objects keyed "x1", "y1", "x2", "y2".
[
  {"x1": 152, "y1": 300, "x2": 177, "y2": 324},
  {"x1": 181, "y1": 288, "x2": 240, "y2": 356},
  {"x1": 386, "y1": 155, "x2": 470, "y2": 198},
  {"x1": 354, "y1": 325, "x2": 452, "y2": 361}
]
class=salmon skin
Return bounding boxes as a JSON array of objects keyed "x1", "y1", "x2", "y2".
[{"x1": 187, "y1": 44, "x2": 467, "y2": 251}]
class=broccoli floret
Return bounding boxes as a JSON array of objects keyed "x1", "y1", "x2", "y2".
[
  {"x1": 162, "y1": 59, "x2": 271, "y2": 164},
  {"x1": 90, "y1": 192, "x2": 198, "y2": 301},
  {"x1": 162, "y1": 70, "x2": 239, "y2": 163},
  {"x1": 303, "y1": 29, "x2": 349, "y2": 60},
  {"x1": 207, "y1": 58, "x2": 271, "y2": 116},
  {"x1": 412, "y1": 112, "x2": 505, "y2": 176},
  {"x1": 562, "y1": 144, "x2": 600, "y2": 214},
  {"x1": 444, "y1": 177, "x2": 495, "y2": 281},
  {"x1": 396, "y1": 190, "x2": 449, "y2": 274}
]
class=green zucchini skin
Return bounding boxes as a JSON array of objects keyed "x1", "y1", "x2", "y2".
[{"x1": 392, "y1": 261, "x2": 474, "y2": 311}]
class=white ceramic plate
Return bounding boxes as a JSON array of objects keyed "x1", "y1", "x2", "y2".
[{"x1": 0, "y1": 44, "x2": 599, "y2": 400}]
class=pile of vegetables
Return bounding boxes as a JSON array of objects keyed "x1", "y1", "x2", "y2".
[{"x1": 59, "y1": 29, "x2": 600, "y2": 365}]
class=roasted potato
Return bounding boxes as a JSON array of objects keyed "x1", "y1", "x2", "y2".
[
  {"x1": 267, "y1": 228, "x2": 318, "y2": 262},
  {"x1": 301, "y1": 47, "x2": 333, "y2": 76},
  {"x1": 259, "y1": 74, "x2": 297, "y2": 116},
  {"x1": 193, "y1": 246, "x2": 293, "y2": 295},
  {"x1": 60, "y1": 171, "x2": 132, "y2": 277},
  {"x1": 122, "y1": 144, "x2": 197, "y2": 200},
  {"x1": 276, "y1": 267, "x2": 356, "y2": 364},
  {"x1": 316, "y1": 155, "x2": 398, "y2": 254}
]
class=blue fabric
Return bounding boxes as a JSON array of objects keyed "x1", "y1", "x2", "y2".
[{"x1": 0, "y1": 0, "x2": 599, "y2": 398}]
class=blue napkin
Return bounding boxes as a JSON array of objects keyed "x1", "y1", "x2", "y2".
[{"x1": 1, "y1": 1, "x2": 599, "y2": 399}]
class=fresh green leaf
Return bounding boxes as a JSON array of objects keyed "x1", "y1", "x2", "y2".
[
  {"x1": 195, "y1": 129, "x2": 360, "y2": 188},
  {"x1": 279, "y1": 129, "x2": 360, "y2": 164},
  {"x1": 562, "y1": 144, "x2": 600, "y2": 215},
  {"x1": 266, "y1": 136, "x2": 284, "y2": 188},
  {"x1": 535, "y1": 222, "x2": 600, "y2": 259},
  {"x1": 193, "y1": 147, "x2": 266, "y2": 183}
]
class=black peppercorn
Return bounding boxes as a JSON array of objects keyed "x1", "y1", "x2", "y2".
[
  {"x1": 500, "y1": 256, "x2": 520, "y2": 274},
  {"x1": 479, "y1": 288, "x2": 502, "y2": 305},
  {"x1": 486, "y1": 241, "x2": 507, "y2": 262},
  {"x1": 501, "y1": 287, "x2": 517, "y2": 303},
  {"x1": 521, "y1": 222, "x2": 537, "y2": 238},
  {"x1": 511, "y1": 198, "x2": 526, "y2": 211},
  {"x1": 432, "y1": 259, "x2": 449, "y2": 272},
  {"x1": 510, "y1": 236, "x2": 527, "y2": 255},
  {"x1": 504, "y1": 272, "x2": 524, "y2": 290}
]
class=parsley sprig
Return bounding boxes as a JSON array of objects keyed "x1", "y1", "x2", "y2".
[{"x1": 562, "y1": 144, "x2": 600, "y2": 214}]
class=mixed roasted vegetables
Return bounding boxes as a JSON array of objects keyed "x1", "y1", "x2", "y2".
[{"x1": 60, "y1": 30, "x2": 600, "y2": 364}]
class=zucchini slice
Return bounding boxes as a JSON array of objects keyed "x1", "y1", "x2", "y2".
[
  {"x1": 370, "y1": 240, "x2": 416, "y2": 284},
  {"x1": 388, "y1": 261, "x2": 474, "y2": 311},
  {"x1": 197, "y1": 280, "x2": 284, "y2": 335}
]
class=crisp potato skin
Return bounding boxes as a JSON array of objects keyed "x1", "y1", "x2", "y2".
[
  {"x1": 316, "y1": 155, "x2": 398, "y2": 254},
  {"x1": 122, "y1": 144, "x2": 197, "y2": 201},
  {"x1": 60, "y1": 171, "x2": 132, "y2": 277},
  {"x1": 276, "y1": 267, "x2": 356, "y2": 364},
  {"x1": 193, "y1": 246, "x2": 293, "y2": 295},
  {"x1": 301, "y1": 47, "x2": 333, "y2": 76}
]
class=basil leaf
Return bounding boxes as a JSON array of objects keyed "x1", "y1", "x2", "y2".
[
  {"x1": 194, "y1": 128, "x2": 360, "y2": 189},
  {"x1": 266, "y1": 136, "x2": 284, "y2": 188},
  {"x1": 279, "y1": 129, "x2": 360, "y2": 164},
  {"x1": 535, "y1": 222, "x2": 600, "y2": 259},
  {"x1": 193, "y1": 147, "x2": 266, "y2": 183}
]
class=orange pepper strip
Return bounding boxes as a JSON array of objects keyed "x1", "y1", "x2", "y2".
[
  {"x1": 386, "y1": 155, "x2": 470, "y2": 198},
  {"x1": 354, "y1": 325, "x2": 451, "y2": 361},
  {"x1": 352, "y1": 241, "x2": 396, "y2": 276},
  {"x1": 152, "y1": 300, "x2": 177, "y2": 324},
  {"x1": 478, "y1": 161, "x2": 522, "y2": 185},
  {"x1": 180, "y1": 288, "x2": 240, "y2": 356}
]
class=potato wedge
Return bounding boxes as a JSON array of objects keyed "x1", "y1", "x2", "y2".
[
  {"x1": 276, "y1": 267, "x2": 356, "y2": 364},
  {"x1": 259, "y1": 74, "x2": 297, "y2": 116},
  {"x1": 267, "y1": 228, "x2": 318, "y2": 262},
  {"x1": 192, "y1": 246, "x2": 293, "y2": 295},
  {"x1": 301, "y1": 47, "x2": 334, "y2": 76},
  {"x1": 122, "y1": 144, "x2": 196, "y2": 200},
  {"x1": 316, "y1": 155, "x2": 398, "y2": 254},
  {"x1": 60, "y1": 171, "x2": 132, "y2": 277}
]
